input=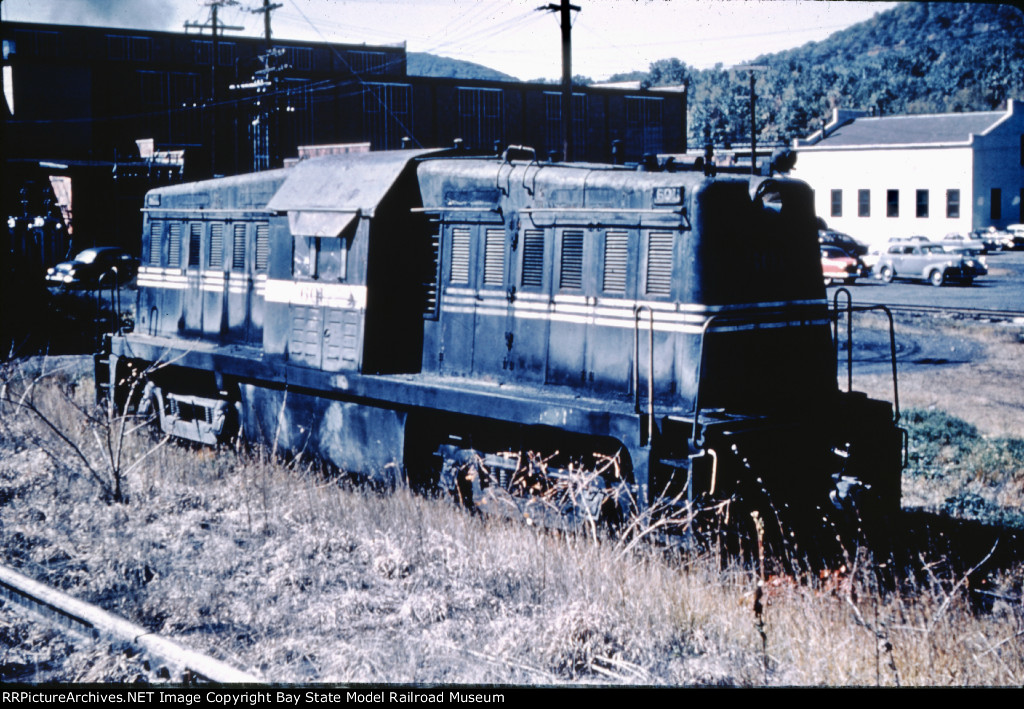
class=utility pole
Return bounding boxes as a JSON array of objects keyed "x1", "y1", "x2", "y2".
[
  {"x1": 185, "y1": 1, "x2": 243, "y2": 176},
  {"x1": 250, "y1": 0, "x2": 283, "y2": 46},
  {"x1": 733, "y1": 65, "x2": 767, "y2": 175},
  {"x1": 540, "y1": 0, "x2": 580, "y2": 162}
]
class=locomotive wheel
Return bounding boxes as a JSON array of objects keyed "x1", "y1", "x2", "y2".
[
  {"x1": 930, "y1": 269, "x2": 945, "y2": 287},
  {"x1": 879, "y1": 265, "x2": 894, "y2": 283}
]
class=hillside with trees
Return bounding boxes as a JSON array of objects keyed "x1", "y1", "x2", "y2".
[{"x1": 612, "y1": 2, "x2": 1024, "y2": 149}]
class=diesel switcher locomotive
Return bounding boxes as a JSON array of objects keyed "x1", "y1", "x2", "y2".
[{"x1": 98, "y1": 146, "x2": 905, "y2": 542}]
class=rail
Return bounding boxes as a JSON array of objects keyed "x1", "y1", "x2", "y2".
[{"x1": 0, "y1": 563, "x2": 259, "y2": 684}]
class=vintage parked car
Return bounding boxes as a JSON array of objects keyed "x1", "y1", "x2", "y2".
[
  {"x1": 874, "y1": 243, "x2": 987, "y2": 286},
  {"x1": 45, "y1": 246, "x2": 138, "y2": 288},
  {"x1": 818, "y1": 229, "x2": 869, "y2": 257},
  {"x1": 1002, "y1": 225, "x2": 1024, "y2": 251},
  {"x1": 939, "y1": 231, "x2": 989, "y2": 253},
  {"x1": 820, "y1": 245, "x2": 866, "y2": 285}
]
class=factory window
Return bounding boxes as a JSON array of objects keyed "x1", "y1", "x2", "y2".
[
  {"x1": 167, "y1": 223, "x2": 182, "y2": 269},
  {"x1": 625, "y1": 96, "x2": 664, "y2": 161},
  {"x1": 255, "y1": 224, "x2": 270, "y2": 272},
  {"x1": 559, "y1": 230, "x2": 584, "y2": 290},
  {"x1": 138, "y1": 71, "x2": 165, "y2": 107},
  {"x1": 188, "y1": 223, "x2": 202, "y2": 268},
  {"x1": 449, "y1": 227, "x2": 471, "y2": 284},
  {"x1": 363, "y1": 82, "x2": 413, "y2": 150},
  {"x1": 603, "y1": 231, "x2": 629, "y2": 294},
  {"x1": 645, "y1": 232, "x2": 674, "y2": 296},
  {"x1": 350, "y1": 51, "x2": 389, "y2": 75},
  {"x1": 946, "y1": 189, "x2": 960, "y2": 219},
  {"x1": 544, "y1": 92, "x2": 587, "y2": 159},
  {"x1": 108, "y1": 35, "x2": 151, "y2": 61},
  {"x1": 13, "y1": 30, "x2": 61, "y2": 58},
  {"x1": 483, "y1": 229, "x2": 505, "y2": 287},
  {"x1": 991, "y1": 188, "x2": 1002, "y2": 220},
  {"x1": 830, "y1": 190, "x2": 842, "y2": 218},
  {"x1": 916, "y1": 190, "x2": 929, "y2": 218},
  {"x1": 283, "y1": 47, "x2": 312, "y2": 71},
  {"x1": 148, "y1": 222, "x2": 163, "y2": 266},
  {"x1": 858, "y1": 190, "x2": 870, "y2": 218},
  {"x1": 886, "y1": 190, "x2": 899, "y2": 218},
  {"x1": 208, "y1": 224, "x2": 224, "y2": 269},
  {"x1": 520, "y1": 230, "x2": 545, "y2": 289},
  {"x1": 457, "y1": 87, "x2": 504, "y2": 152},
  {"x1": 232, "y1": 224, "x2": 247, "y2": 272}
]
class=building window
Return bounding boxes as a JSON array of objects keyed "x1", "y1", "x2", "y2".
[
  {"x1": 625, "y1": 96, "x2": 664, "y2": 162},
  {"x1": 350, "y1": 51, "x2": 389, "y2": 75},
  {"x1": 991, "y1": 188, "x2": 1002, "y2": 220},
  {"x1": 457, "y1": 87, "x2": 504, "y2": 152},
  {"x1": 916, "y1": 190, "x2": 929, "y2": 218},
  {"x1": 946, "y1": 189, "x2": 960, "y2": 219},
  {"x1": 886, "y1": 189, "x2": 899, "y2": 218},
  {"x1": 108, "y1": 35, "x2": 150, "y2": 61},
  {"x1": 858, "y1": 189, "x2": 870, "y2": 218},
  {"x1": 283, "y1": 47, "x2": 312, "y2": 71},
  {"x1": 363, "y1": 82, "x2": 413, "y2": 150},
  {"x1": 830, "y1": 190, "x2": 842, "y2": 218},
  {"x1": 544, "y1": 92, "x2": 587, "y2": 159}
]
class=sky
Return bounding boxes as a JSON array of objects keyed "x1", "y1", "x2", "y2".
[{"x1": 2, "y1": 0, "x2": 898, "y2": 81}]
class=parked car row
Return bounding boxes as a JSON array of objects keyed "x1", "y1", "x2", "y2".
[{"x1": 819, "y1": 229, "x2": 995, "y2": 287}]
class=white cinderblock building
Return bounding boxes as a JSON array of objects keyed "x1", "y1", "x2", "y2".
[{"x1": 792, "y1": 100, "x2": 1024, "y2": 247}]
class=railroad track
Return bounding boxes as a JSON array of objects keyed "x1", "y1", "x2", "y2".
[
  {"x1": 0, "y1": 563, "x2": 260, "y2": 684},
  {"x1": 851, "y1": 302, "x2": 1024, "y2": 321}
]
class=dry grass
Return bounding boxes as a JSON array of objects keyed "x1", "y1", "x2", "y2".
[{"x1": 1, "y1": 356, "x2": 1022, "y2": 686}]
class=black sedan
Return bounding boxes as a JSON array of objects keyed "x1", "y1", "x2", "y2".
[{"x1": 45, "y1": 247, "x2": 138, "y2": 289}]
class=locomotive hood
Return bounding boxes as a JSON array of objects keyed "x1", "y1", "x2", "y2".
[{"x1": 266, "y1": 148, "x2": 447, "y2": 236}]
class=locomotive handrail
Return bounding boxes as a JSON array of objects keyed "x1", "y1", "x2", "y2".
[
  {"x1": 633, "y1": 305, "x2": 655, "y2": 446},
  {"x1": 501, "y1": 145, "x2": 537, "y2": 164},
  {"x1": 690, "y1": 303, "x2": 833, "y2": 448},
  {"x1": 832, "y1": 287, "x2": 854, "y2": 392},
  {"x1": 829, "y1": 301, "x2": 901, "y2": 423},
  {"x1": 95, "y1": 267, "x2": 122, "y2": 347}
]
